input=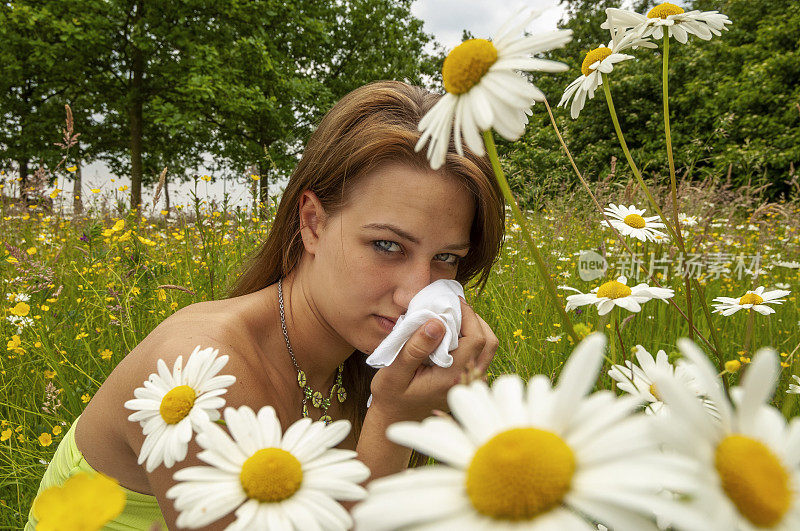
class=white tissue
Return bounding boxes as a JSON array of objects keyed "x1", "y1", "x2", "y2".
[{"x1": 365, "y1": 279, "x2": 464, "y2": 407}]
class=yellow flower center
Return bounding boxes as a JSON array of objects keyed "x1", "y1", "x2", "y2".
[
  {"x1": 596, "y1": 280, "x2": 632, "y2": 300},
  {"x1": 739, "y1": 293, "x2": 764, "y2": 306},
  {"x1": 623, "y1": 213, "x2": 646, "y2": 229},
  {"x1": 649, "y1": 383, "x2": 661, "y2": 401},
  {"x1": 159, "y1": 385, "x2": 196, "y2": 424},
  {"x1": 581, "y1": 46, "x2": 613, "y2": 76},
  {"x1": 465, "y1": 427, "x2": 575, "y2": 520},
  {"x1": 647, "y1": 2, "x2": 685, "y2": 18},
  {"x1": 443, "y1": 39, "x2": 498, "y2": 95},
  {"x1": 240, "y1": 448, "x2": 303, "y2": 503},
  {"x1": 715, "y1": 434, "x2": 791, "y2": 527}
]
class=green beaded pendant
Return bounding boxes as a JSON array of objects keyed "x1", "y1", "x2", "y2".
[
  {"x1": 322, "y1": 397, "x2": 331, "y2": 409},
  {"x1": 303, "y1": 386, "x2": 313, "y2": 399},
  {"x1": 320, "y1": 415, "x2": 332, "y2": 425},
  {"x1": 337, "y1": 387, "x2": 347, "y2": 403},
  {"x1": 312, "y1": 391, "x2": 323, "y2": 408},
  {"x1": 297, "y1": 370, "x2": 307, "y2": 388}
]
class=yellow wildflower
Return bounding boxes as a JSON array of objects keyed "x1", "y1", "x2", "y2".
[
  {"x1": 724, "y1": 360, "x2": 741, "y2": 374},
  {"x1": 90, "y1": 188, "x2": 101, "y2": 194},
  {"x1": 81, "y1": 393, "x2": 91, "y2": 403},
  {"x1": 52, "y1": 425, "x2": 62, "y2": 436},
  {"x1": 99, "y1": 349, "x2": 113, "y2": 360},
  {"x1": 10, "y1": 302, "x2": 30, "y2": 316},
  {"x1": 251, "y1": 174, "x2": 261, "y2": 181},
  {"x1": 156, "y1": 288, "x2": 167, "y2": 302},
  {"x1": 44, "y1": 369, "x2": 56, "y2": 379},
  {"x1": 66, "y1": 165, "x2": 77, "y2": 172},
  {"x1": 1, "y1": 428, "x2": 11, "y2": 441},
  {"x1": 31, "y1": 471, "x2": 126, "y2": 530},
  {"x1": 50, "y1": 189, "x2": 62, "y2": 199},
  {"x1": 38, "y1": 433, "x2": 53, "y2": 446},
  {"x1": 75, "y1": 332, "x2": 89, "y2": 340}
]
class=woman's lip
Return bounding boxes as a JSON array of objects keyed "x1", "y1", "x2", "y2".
[{"x1": 375, "y1": 315, "x2": 396, "y2": 332}]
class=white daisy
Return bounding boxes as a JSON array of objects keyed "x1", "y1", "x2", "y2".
[
  {"x1": 602, "y1": 4, "x2": 732, "y2": 45},
  {"x1": 787, "y1": 375, "x2": 800, "y2": 395},
  {"x1": 776, "y1": 260, "x2": 800, "y2": 269},
  {"x1": 124, "y1": 346, "x2": 237, "y2": 472},
  {"x1": 609, "y1": 345, "x2": 718, "y2": 418},
  {"x1": 166, "y1": 405, "x2": 370, "y2": 530},
  {"x1": 353, "y1": 333, "x2": 705, "y2": 530},
  {"x1": 679, "y1": 213, "x2": 699, "y2": 227},
  {"x1": 711, "y1": 286, "x2": 791, "y2": 316},
  {"x1": 416, "y1": 9, "x2": 572, "y2": 169},
  {"x1": 651, "y1": 340, "x2": 800, "y2": 529},
  {"x1": 558, "y1": 29, "x2": 656, "y2": 118},
  {"x1": 601, "y1": 203, "x2": 669, "y2": 242},
  {"x1": 562, "y1": 275, "x2": 675, "y2": 316},
  {"x1": 545, "y1": 334, "x2": 563, "y2": 343},
  {"x1": 6, "y1": 314, "x2": 33, "y2": 334}
]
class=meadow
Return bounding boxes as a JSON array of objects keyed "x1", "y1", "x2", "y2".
[{"x1": 1, "y1": 170, "x2": 798, "y2": 527}]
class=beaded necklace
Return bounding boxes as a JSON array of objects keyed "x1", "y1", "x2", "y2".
[{"x1": 278, "y1": 278, "x2": 346, "y2": 425}]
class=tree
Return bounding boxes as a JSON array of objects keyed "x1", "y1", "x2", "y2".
[
  {"x1": 174, "y1": 0, "x2": 444, "y2": 208},
  {"x1": 0, "y1": 2, "x2": 76, "y2": 200},
  {"x1": 501, "y1": 0, "x2": 800, "y2": 204}
]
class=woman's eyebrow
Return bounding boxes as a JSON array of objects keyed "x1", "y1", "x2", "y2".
[{"x1": 362, "y1": 223, "x2": 470, "y2": 251}]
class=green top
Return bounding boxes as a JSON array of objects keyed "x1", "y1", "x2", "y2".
[{"x1": 25, "y1": 414, "x2": 168, "y2": 530}]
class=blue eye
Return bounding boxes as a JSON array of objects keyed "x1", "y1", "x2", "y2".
[
  {"x1": 373, "y1": 240, "x2": 400, "y2": 254},
  {"x1": 372, "y1": 240, "x2": 460, "y2": 266}
]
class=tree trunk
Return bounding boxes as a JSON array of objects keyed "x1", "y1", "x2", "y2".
[
  {"x1": 18, "y1": 159, "x2": 28, "y2": 203},
  {"x1": 258, "y1": 157, "x2": 269, "y2": 219},
  {"x1": 73, "y1": 161, "x2": 83, "y2": 215},
  {"x1": 164, "y1": 177, "x2": 170, "y2": 218},
  {"x1": 129, "y1": 0, "x2": 145, "y2": 216}
]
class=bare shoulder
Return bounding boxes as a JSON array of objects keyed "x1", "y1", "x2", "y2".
[
  {"x1": 115, "y1": 301, "x2": 280, "y2": 529},
  {"x1": 116, "y1": 301, "x2": 272, "y2": 447}
]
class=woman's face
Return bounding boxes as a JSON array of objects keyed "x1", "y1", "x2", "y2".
[{"x1": 303, "y1": 161, "x2": 476, "y2": 354}]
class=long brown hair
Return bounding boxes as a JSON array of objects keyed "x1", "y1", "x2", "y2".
[{"x1": 227, "y1": 80, "x2": 505, "y2": 447}]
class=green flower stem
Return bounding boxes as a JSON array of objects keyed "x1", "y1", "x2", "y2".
[
  {"x1": 612, "y1": 311, "x2": 625, "y2": 393},
  {"x1": 744, "y1": 309, "x2": 756, "y2": 356},
  {"x1": 601, "y1": 74, "x2": 678, "y2": 244},
  {"x1": 661, "y1": 34, "x2": 694, "y2": 341},
  {"x1": 692, "y1": 278, "x2": 729, "y2": 395},
  {"x1": 482, "y1": 130, "x2": 579, "y2": 344},
  {"x1": 541, "y1": 98, "x2": 719, "y2": 357},
  {"x1": 781, "y1": 344, "x2": 800, "y2": 419}
]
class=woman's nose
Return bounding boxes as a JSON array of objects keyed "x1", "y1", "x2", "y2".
[{"x1": 393, "y1": 260, "x2": 433, "y2": 309}]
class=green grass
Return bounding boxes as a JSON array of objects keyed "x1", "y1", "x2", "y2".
[{"x1": 1, "y1": 185, "x2": 798, "y2": 527}]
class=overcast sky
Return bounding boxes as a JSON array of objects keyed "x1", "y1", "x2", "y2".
[{"x1": 53, "y1": 1, "x2": 570, "y2": 212}]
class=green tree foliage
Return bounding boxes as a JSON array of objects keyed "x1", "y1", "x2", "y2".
[
  {"x1": 175, "y1": 0, "x2": 443, "y2": 204},
  {"x1": 0, "y1": 2, "x2": 80, "y2": 199},
  {"x1": 0, "y1": 0, "x2": 442, "y2": 211},
  {"x1": 502, "y1": 0, "x2": 800, "y2": 207}
]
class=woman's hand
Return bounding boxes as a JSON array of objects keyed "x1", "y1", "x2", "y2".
[{"x1": 368, "y1": 296, "x2": 499, "y2": 423}]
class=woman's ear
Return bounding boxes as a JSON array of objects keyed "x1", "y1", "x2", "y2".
[{"x1": 298, "y1": 190, "x2": 328, "y2": 255}]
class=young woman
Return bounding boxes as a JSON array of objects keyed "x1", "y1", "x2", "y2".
[{"x1": 26, "y1": 80, "x2": 505, "y2": 530}]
